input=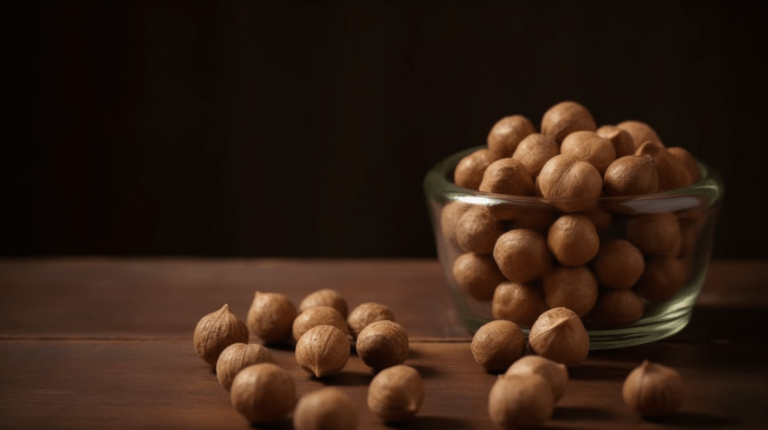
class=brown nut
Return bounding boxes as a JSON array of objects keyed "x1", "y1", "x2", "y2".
[
  {"x1": 635, "y1": 257, "x2": 688, "y2": 303},
  {"x1": 592, "y1": 239, "x2": 645, "y2": 289},
  {"x1": 294, "y1": 387, "x2": 359, "y2": 430},
  {"x1": 246, "y1": 292, "x2": 297, "y2": 345},
  {"x1": 493, "y1": 229, "x2": 551, "y2": 283},
  {"x1": 603, "y1": 155, "x2": 659, "y2": 196},
  {"x1": 193, "y1": 304, "x2": 250, "y2": 367},
  {"x1": 295, "y1": 325, "x2": 350, "y2": 377},
  {"x1": 299, "y1": 288, "x2": 349, "y2": 318},
  {"x1": 452, "y1": 252, "x2": 507, "y2": 301},
  {"x1": 478, "y1": 158, "x2": 535, "y2": 196},
  {"x1": 511, "y1": 133, "x2": 559, "y2": 178},
  {"x1": 368, "y1": 365, "x2": 424, "y2": 422},
  {"x1": 492, "y1": 281, "x2": 549, "y2": 329},
  {"x1": 456, "y1": 205, "x2": 505, "y2": 255},
  {"x1": 293, "y1": 306, "x2": 350, "y2": 342},
  {"x1": 528, "y1": 307, "x2": 590, "y2": 367},
  {"x1": 440, "y1": 201, "x2": 471, "y2": 248},
  {"x1": 542, "y1": 266, "x2": 599, "y2": 317},
  {"x1": 470, "y1": 320, "x2": 526, "y2": 372},
  {"x1": 347, "y1": 302, "x2": 396, "y2": 339},
  {"x1": 488, "y1": 373, "x2": 555, "y2": 429},
  {"x1": 216, "y1": 343, "x2": 275, "y2": 391},
  {"x1": 356, "y1": 320, "x2": 409, "y2": 370},
  {"x1": 635, "y1": 142, "x2": 693, "y2": 191},
  {"x1": 560, "y1": 130, "x2": 617, "y2": 175},
  {"x1": 505, "y1": 355, "x2": 569, "y2": 402},
  {"x1": 579, "y1": 209, "x2": 613, "y2": 233},
  {"x1": 537, "y1": 154, "x2": 603, "y2": 200},
  {"x1": 627, "y1": 212, "x2": 682, "y2": 257},
  {"x1": 540, "y1": 101, "x2": 597, "y2": 144},
  {"x1": 454, "y1": 148, "x2": 492, "y2": 190},
  {"x1": 596, "y1": 124, "x2": 635, "y2": 157},
  {"x1": 547, "y1": 214, "x2": 600, "y2": 267},
  {"x1": 230, "y1": 363, "x2": 296, "y2": 424},
  {"x1": 622, "y1": 360, "x2": 685, "y2": 418},
  {"x1": 616, "y1": 120, "x2": 664, "y2": 149},
  {"x1": 667, "y1": 146, "x2": 701, "y2": 183},
  {"x1": 583, "y1": 289, "x2": 644, "y2": 328},
  {"x1": 487, "y1": 114, "x2": 536, "y2": 159}
]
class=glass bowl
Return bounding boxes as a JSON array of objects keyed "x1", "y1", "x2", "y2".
[{"x1": 424, "y1": 146, "x2": 724, "y2": 350}]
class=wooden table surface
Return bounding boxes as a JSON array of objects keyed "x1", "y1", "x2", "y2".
[{"x1": 1, "y1": 258, "x2": 767, "y2": 429}]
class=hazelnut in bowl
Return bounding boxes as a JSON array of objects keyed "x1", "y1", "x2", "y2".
[{"x1": 423, "y1": 102, "x2": 724, "y2": 350}]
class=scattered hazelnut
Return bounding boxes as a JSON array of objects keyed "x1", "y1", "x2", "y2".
[
  {"x1": 440, "y1": 201, "x2": 471, "y2": 248},
  {"x1": 488, "y1": 373, "x2": 554, "y2": 429},
  {"x1": 368, "y1": 365, "x2": 424, "y2": 422},
  {"x1": 347, "y1": 302, "x2": 396, "y2": 339},
  {"x1": 560, "y1": 130, "x2": 617, "y2": 175},
  {"x1": 667, "y1": 146, "x2": 701, "y2": 183},
  {"x1": 627, "y1": 213, "x2": 682, "y2": 257},
  {"x1": 635, "y1": 142, "x2": 693, "y2": 191},
  {"x1": 616, "y1": 120, "x2": 664, "y2": 149},
  {"x1": 528, "y1": 307, "x2": 590, "y2": 366},
  {"x1": 356, "y1": 320, "x2": 409, "y2": 370},
  {"x1": 635, "y1": 257, "x2": 688, "y2": 302},
  {"x1": 505, "y1": 355, "x2": 569, "y2": 402},
  {"x1": 487, "y1": 114, "x2": 536, "y2": 159},
  {"x1": 230, "y1": 363, "x2": 296, "y2": 424},
  {"x1": 193, "y1": 304, "x2": 250, "y2": 367},
  {"x1": 583, "y1": 289, "x2": 644, "y2": 328},
  {"x1": 456, "y1": 205, "x2": 505, "y2": 255},
  {"x1": 492, "y1": 281, "x2": 549, "y2": 329},
  {"x1": 299, "y1": 288, "x2": 349, "y2": 318},
  {"x1": 216, "y1": 343, "x2": 274, "y2": 391},
  {"x1": 454, "y1": 148, "x2": 492, "y2": 190},
  {"x1": 293, "y1": 387, "x2": 359, "y2": 430},
  {"x1": 493, "y1": 229, "x2": 551, "y2": 283},
  {"x1": 511, "y1": 133, "x2": 559, "y2": 177},
  {"x1": 547, "y1": 214, "x2": 600, "y2": 267},
  {"x1": 478, "y1": 158, "x2": 535, "y2": 196},
  {"x1": 471, "y1": 320, "x2": 526, "y2": 372},
  {"x1": 452, "y1": 252, "x2": 507, "y2": 301},
  {"x1": 596, "y1": 124, "x2": 635, "y2": 157},
  {"x1": 592, "y1": 239, "x2": 645, "y2": 289},
  {"x1": 293, "y1": 306, "x2": 350, "y2": 342},
  {"x1": 542, "y1": 266, "x2": 598, "y2": 317},
  {"x1": 295, "y1": 325, "x2": 350, "y2": 377},
  {"x1": 603, "y1": 155, "x2": 659, "y2": 196},
  {"x1": 540, "y1": 101, "x2": 596, "y2": 144},
  {"x1": 246, "y1": 292, "x2": 297, "y2": 345},
  {"x1": 622, "y1": 360, "x2": 685, "y2": 418},
  {"x1": 537, "y1": 154, "x2": 603, "y2": 200}
]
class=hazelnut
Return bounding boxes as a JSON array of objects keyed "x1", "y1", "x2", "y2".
[
  {"x1": 293, "y1": 387, "x2": 359, "y2": 430},
  {"x1": 540, "y1": 101, "x2": 596, "y2": 144},
  {"x1": 347, "y1": 302, "x2": 396, "y2": 339},
  {"x1": 627, "y1": 212, "x2": 682, "y2": 257},
  {"x1": 616, "y1": 120, "x2": 664, "y2": 149},
  {"x1": 622, "y1": 360, "x2": 685, "y2": 418},
  {"x1": 667, "y1": 146, "x2": 701, "y2": 183},
  {"x1": 454, "y1": 148, "x2": 492, "y2": 190},
  {"x1": 478, "y1": 158, "x2": 534, "y2": 196},
  {"x1": 356, "y1": 320, "x2": 409, "y2": 370},
  {"x1": 293, "y1": 306, "x2": 350, "y2": 342},
  {"x1": 488, "y1": 373, "x2": 554, "y2": 429},
  {"x1": 635, "y1": 142, "x2": 693, "y2": 191},
  {"x1": 193, "y1": 304, "x2": 249, "y2": 367},
  {"x1": 579, "y1": 209, "x2": 613, "y2": 233},
  {"x1": 493, "y1": 229, "x2": 551, "y2": 283},
  {"x1": 368, "y1": 365, "x2": 424, "y2": 422},
  {"x1": 487, "y1": 114, "x2": 536, "y2": 159},
  {"x1": 505, "y1": 355, "x2": 569, "y2": 402},
  {"x1": 583, "y1": 289, "x2": 644, "y2": 328},
  {"x1": 635, "y1": 257, "x2": 688, "y2": 302},
  {"x1": 560, "y1": 130, "x2": 617, "y2": 175},
  {"x1": 230, "y1": 363, "x2": 296, "y2": 424},
  {"x1": 678, "y1": 214, "x2": 706, "y2": 258},
  {"x1": 603, "y1": 155, "x2": 659, "y2": 196},
  {"x1": 440, "y1": 201, "x2": 471, "y2": 248},
  {"x1": 456, "y1": 206, "x2": 505, "y2": 255},
  {"x1": 299, "y1": 288, "x2": 349, "y2": 318},
  {"x1": 542, "y1": 266, "x2": 598, "y2": 317},
  {"x1": 528, "y1": 307, "x2": 590, "y2": 366},
  {"x1": 592, "y1": 239, "x2": 645, "y2": 289},
  {"x1": 216, "y1": 343, "x2": 274, "y2": 391},
  {"x1": 492, "y1": 281, "x2": 549, "y2": 329},
  {"x1": 511, "y1": 133, "x2": 559, "y2": 177},
  {"x1": 596, "y1": 124, "x2": 635, "y2": 157},
  {"x1": 295, "y1": 325, "x2": 350, "y2": 377},
  {"x1": 246, "y1": 292, "x2": 297, "y2": 345},
  {"x1": 471, "y1": 320, "x2": 526, "y2": 372},
  {"x1": 452, "y1": 253, "x2": 506, "y2": 301},
  {"x1": 547, "y1": 214, "x2": 600, "y2": 267},
  {"x1": 537, "y1": 154, "x2": 603, "y2": 200}
]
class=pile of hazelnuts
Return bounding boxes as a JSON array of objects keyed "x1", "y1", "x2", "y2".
[
  {"x1": 444, "y1": 101, "x2": 707, "y2": 329},
  {"x1": 192, "y1": 290, "x2": 422, "y2": 429}
]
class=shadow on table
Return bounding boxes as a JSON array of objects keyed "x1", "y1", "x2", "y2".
[
  {"x1": 383, "y1": 415, "x2": 474, "y2": 429},
  {"x1": 675, "y1": 305, "x2": 768, "y2": 343},
  {"x1": 644, "y1": 411, "x2": 736, "y2": 427}
]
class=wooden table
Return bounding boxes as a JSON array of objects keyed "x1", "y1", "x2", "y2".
[{"x1": 1, "y1": 259, "x2": 766, "y2": 429}]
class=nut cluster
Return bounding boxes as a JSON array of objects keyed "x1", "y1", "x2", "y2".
[{"x1": 449, "y1": 101, "x2": 706, "y2": 329}]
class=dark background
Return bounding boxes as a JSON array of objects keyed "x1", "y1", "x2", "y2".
[{"x1": 2, "y1": 1, "x2": 766, "y2": 259}]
